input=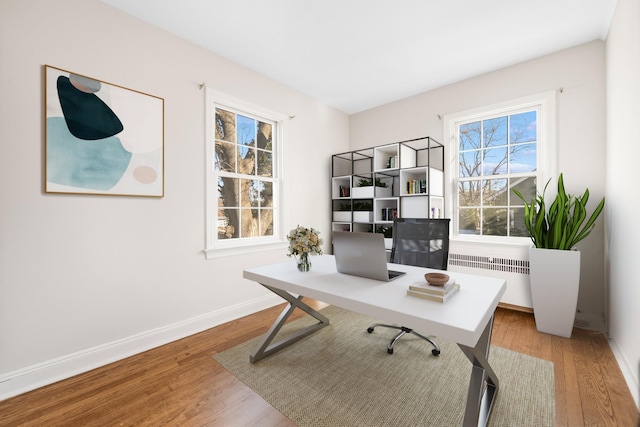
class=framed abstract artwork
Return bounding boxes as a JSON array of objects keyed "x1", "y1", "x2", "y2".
[{"x1": 44, "y1": 65, "x2": 164, "y2": 197}]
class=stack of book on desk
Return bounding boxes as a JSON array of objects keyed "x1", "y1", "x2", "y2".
[{"x1": 406, "y1": 278, "x2": 460, "y2": 303}]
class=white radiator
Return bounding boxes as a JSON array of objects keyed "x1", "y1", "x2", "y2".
[
  {"x1": 448, "y1": 252, "x2": 532, "y2": 309},
  {"x1": 449, "y1": 253, "x2": 529, "y2": 275}
]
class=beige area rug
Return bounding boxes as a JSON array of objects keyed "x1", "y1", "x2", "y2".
[{"x1": 214, "y1": 306, "x2": 555, "y2": 426}]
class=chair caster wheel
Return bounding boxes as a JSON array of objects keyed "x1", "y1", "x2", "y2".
[
  {"x1": 367, "y1": 327, "x2": 374, "y2": 333},
  {"x1": 387, "y1": 348, "x2": 394, "y2": 354},
  {"x1": 432, "y1": 349, "x2": 441, "y2": 356}
]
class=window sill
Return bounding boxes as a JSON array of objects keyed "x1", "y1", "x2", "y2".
[
  {"x1": 204, "y1": 241, "x2": 288, "y2": 259},
  {"x1": 451, "y1": 235, "x2": 532, "y2": 248}
]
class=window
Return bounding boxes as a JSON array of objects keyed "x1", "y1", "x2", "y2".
[
  {"x1": 205, "y1": 90, "x2": 287, "y2": 258},
  {"x1": 445, "y1": 92, "x2": 556, "y2": 241}
]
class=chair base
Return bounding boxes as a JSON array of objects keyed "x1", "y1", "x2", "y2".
[{"x1": 367, "y1": 324, "x2": 441, "y2": 355}]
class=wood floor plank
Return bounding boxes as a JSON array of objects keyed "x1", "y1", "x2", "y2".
[
  {"x1": 582, "y1": 330, "x2": 639, "y2": 426},
  {"x1": 550, "y1": 334, "x2": 570, "y2": 427},
  {"x1": 0, "y1": 302, "x2": 637, "y2": 426},
  {"x1": 575, "y1": 330, "x2": 620, "y2": 426}
]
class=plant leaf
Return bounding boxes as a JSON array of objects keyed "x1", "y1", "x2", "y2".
[{"x1": 511, "y1": 173, "x2": 604, "y2": 250}]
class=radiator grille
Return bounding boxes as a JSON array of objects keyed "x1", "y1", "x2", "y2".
[{"x1": 449, "y1": 253, "x2": 529, "y2": 274}]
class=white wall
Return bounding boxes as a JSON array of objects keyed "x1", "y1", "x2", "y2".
[
  {"x1": 350, "y1": 41, "x2": 607, "y2": 317},
  {"x1": 0, "y1": 0, "x2": 349, "y2": 398},
  {"x1": 606, "y1": 0, "x2": 640, "y2": 408}
]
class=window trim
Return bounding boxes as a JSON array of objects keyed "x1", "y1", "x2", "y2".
[
  {"x1": 443, "y1": 91, "x2": 557, "y2": 244},
  {"x1": 204, "y1": 89, "x2": 288, "y2": 259}
]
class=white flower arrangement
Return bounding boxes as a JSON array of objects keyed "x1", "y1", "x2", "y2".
[{"x1": 287, "y1": 225, "x2": 323, "y2": 258}]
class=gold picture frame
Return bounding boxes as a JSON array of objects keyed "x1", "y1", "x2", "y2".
[{"x1": 45, "y1": 65, "x2": 164, "y2": 197}]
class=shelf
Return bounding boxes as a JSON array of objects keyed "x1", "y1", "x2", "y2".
[
  {"x1": 352, "y1": 223, "x2": 373, "y2": 233},
  {"x1": 332, "y1": 199, "x2": 352, "y2": 222},
  {"x1": 374, "y1": 198, "x2": 399, "y2": 222},
  {"x1": 332, "y1": 152, "x2": 352, "y2": 177},
  {"x1": 353, "y1": 149, "x2": 374, "y2": 174},
  {"x1": 332, "y1": 223, "x2": 352, "y2": 232},
  {"x1": 400, "y1": 196, "x2": 444, "y2": 219},
  {"x1": 374, "y1": 144, "x2": 399, "y2": 171},
  {"x1": 331, "y1": 137, "x2": 445, "y2": 234},
  {"x1": 400, "y1": 167, "x2": 444, "y2": 196},
  {"x1": 332, "y1": 176, "x2": 351, "y2": 198}
]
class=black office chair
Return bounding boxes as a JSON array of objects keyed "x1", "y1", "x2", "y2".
[{"x1": 367, "y1": 218, "x2": 451, "y2": 355}]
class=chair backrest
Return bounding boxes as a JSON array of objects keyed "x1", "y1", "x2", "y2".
[{"x1": 390, "y1": 218, "x2": 450, "y2": 270}]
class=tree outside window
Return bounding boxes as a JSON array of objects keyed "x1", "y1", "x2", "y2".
[
  {"x1": 214, "y1": 108, "x2": 276, "y2": 241},
  {"x1": 457, "y1": 109, "x2": 538, "y2": 237}
]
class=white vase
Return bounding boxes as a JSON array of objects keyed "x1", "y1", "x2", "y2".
[{"x1": 528, "y1": 247, "x2": 581, "y2": 338}]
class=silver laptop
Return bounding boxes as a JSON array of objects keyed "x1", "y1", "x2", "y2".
[{"x1": 332, "y1": 231, "x2": 406, "y2": 281}]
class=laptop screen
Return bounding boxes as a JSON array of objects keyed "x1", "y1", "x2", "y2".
[{"x1": 332, "y1": 231, "x2": 405, "y2": 281}]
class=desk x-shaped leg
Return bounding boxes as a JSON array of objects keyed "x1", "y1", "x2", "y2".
[
  {"x1": 458, "y1": 315, "x2": 499, "y2": 427},
  {"x1": 250, "y1": 284, "x2": 330, "y2": 363}
]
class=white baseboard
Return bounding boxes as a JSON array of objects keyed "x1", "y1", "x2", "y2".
[
  {"x1": 608, "y1": 337, "x2": 640, "y2": 410},
  {"x1": 0, "y1": 294, "x2": 282, "y2": 401}
]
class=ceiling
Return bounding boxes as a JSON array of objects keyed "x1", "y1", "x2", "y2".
[{"x1": 101, "y1": 0, "x2": 617, "y2": 114}]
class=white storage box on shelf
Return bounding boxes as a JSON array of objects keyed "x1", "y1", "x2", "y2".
[
  {"x1": 333, "y1": 211, "x2": 351, "y2": 222},
  {"x1": 353, "y1": 211, "x2": 374, "y2": 222}
]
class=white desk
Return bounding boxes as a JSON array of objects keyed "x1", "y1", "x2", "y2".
[{"x1": 243, "y1": 255, "x2": 506, "y2": 427}]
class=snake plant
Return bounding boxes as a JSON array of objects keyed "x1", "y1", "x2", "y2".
[{"x1": 512, "y1": 173, "x2": 605, "y2": 250}]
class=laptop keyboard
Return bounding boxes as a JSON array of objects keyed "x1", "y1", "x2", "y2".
[{"x1": 388, "y1": 270, "x2": 405, "y2": 279}]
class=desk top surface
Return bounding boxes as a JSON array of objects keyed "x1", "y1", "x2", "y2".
[{"x1": 244, "y1": 255, "x2": 506, "y2": 348}]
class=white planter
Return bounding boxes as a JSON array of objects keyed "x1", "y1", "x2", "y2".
[
  {"x1": 351, "y1": 186, "x2": 391, "y2": 198},
  {"x1": 351, "y1": 186, "x2": 374, "y2": 198},
  {"x1": 528, "y1": 247, "x2": 581, "y2": 338}
]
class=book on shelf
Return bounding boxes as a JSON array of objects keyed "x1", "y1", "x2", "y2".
[
  {"x1": 406, "y1": 179, "x2": 427, "y2": 194},
  {"x1": 380, "y1": 207, "x2": 398, "y2": 221},
  {"x1": 387, "y1": 155, "x2": 398, "y2": 169},
  {"x1": 407, "y1": 283, "x2": 460, "y2": 303},
  {"x1": 408, "y1": 278, "x2": 457, "y2": 296}
]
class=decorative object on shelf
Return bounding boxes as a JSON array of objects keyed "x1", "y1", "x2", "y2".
[
  {"x1": 375, "y1": 225, "x2": 393, "y2": 238},
  {"x1": 287, "y1": 225, "x2": 323, "y2": 272},
  {"x1": 357, "y1": 177, "x2": 388, "y2": 188},
  {"x1": 513, "y1": 173, "x2": 605, "y2": 338},
  {"x1": 333, "y1": 201, "x2": 352, "y2": 222},
  {"x1": 352, "y1": 200, "x2": 374, "y2": 222},
  {"x1": 353, "y1": 201, "x2": 373, "y2": 210},
  {"x1": 352, "y1": 177, "x2": 391, "y2": 198}
]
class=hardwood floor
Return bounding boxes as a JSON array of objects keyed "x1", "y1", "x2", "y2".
[{"x1": 1, "y1": 301, "x2": 638, "y2": 426}]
